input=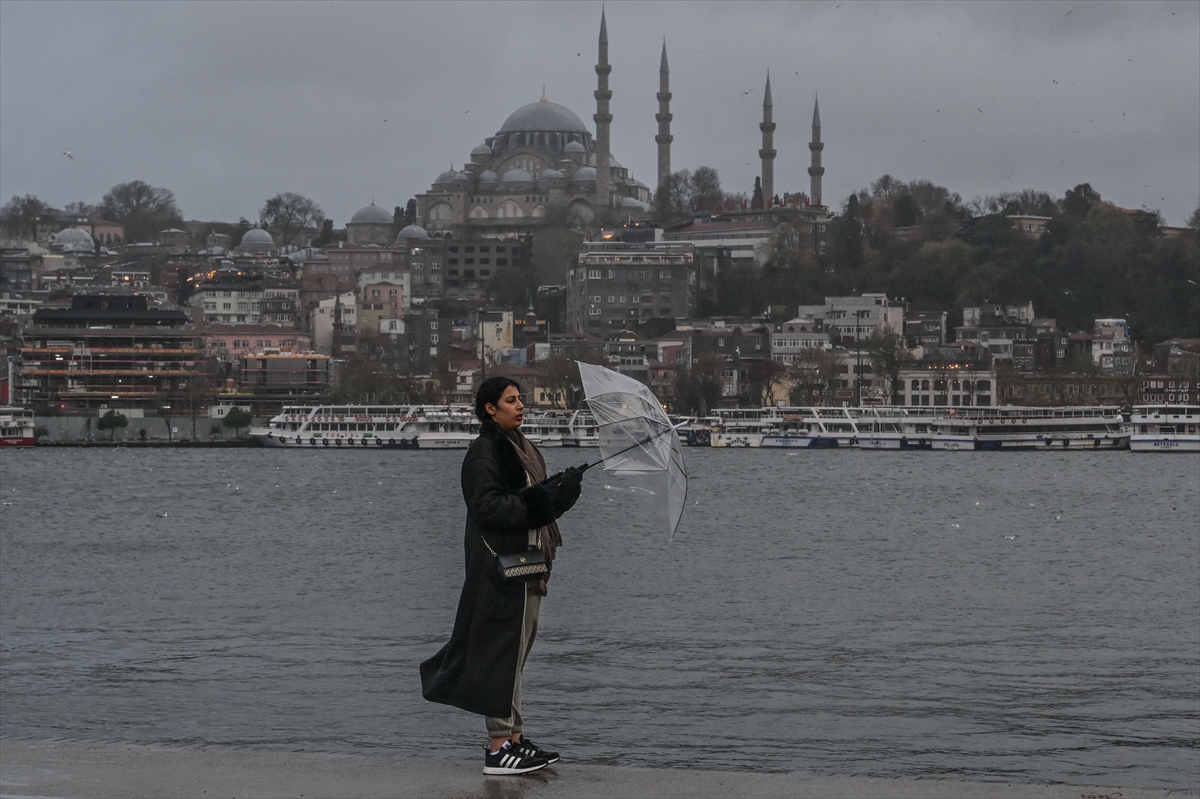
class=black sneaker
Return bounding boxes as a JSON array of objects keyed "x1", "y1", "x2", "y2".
[
  {"x1": 516, "y1": 736, "x2": 560, "y2": 765},
  {"x1": 483, "y1": 743, "x2": 548, "y2": 776}
]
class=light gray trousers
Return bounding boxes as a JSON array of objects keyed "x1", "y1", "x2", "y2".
[{"x1": 485, "y1": 586, "x2": 542, "y2": 738}]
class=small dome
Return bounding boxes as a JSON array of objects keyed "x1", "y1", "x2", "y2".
[
  {"x1": 572, "y1": 167, "x2": 597, "y2": 182},
  {"x1": 619, "y1": 197, "x2": 650, "y2": 210},
  {"x1": 499, "y1": 101, "x2": 589, "y2": 134},
  {"x1": 501, "y1": 168, "x2": 535, "y2": 183},
  {"x1": 434, "y1": 169, "x2": 458, "y2": 184},
  {"x1": 395, "y1": 224, "x2": 431, "y2": 242},
  {"x1": 350, "y1": 203, "x2": 394, "y2": 225},
  {"x1": 471, "y1": 143, "x2": 492, "y2": 156},
  {"x1": 563, "y1": 140, "x2": 586, "y2": 154},
  {"x1": 478, "y1": 170, "x2": 500, "y2": 183},
  {"x1": 241, "y1": 228, "x2": 274, "y2": 246},
  {"x1": 539, "y1": 168, "x2": 564, "y2": 181},
  {"x1": 52, "y1": 227, "x2": 95, "y2": 251}
]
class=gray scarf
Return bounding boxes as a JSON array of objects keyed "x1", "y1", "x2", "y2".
[{"x1": 507, "y1": 429, "x2": 561, "y2": 595}]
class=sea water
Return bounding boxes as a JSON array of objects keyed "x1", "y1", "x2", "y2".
[{"x1": 1, "y1": 447, "x2": 1197, "y2": 789}]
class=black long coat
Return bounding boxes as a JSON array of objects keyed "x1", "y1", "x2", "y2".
[{"x1": 420, "y1": 423, "x2": 580, "y2": 718}]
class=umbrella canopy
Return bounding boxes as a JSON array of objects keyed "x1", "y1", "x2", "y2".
[{"x1": 577, "y1": 362, "x2": 688, "y2": 539}]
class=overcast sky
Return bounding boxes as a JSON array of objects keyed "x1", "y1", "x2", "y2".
[{"x1": 2, "y1": 0, "x2": 1197, "y2": 227}]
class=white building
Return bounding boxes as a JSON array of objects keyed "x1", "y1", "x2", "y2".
[
  {"x1": 1092, "y1": 318, "x2": 1134, "y2": 374},
  {"x1": 897, "y1": 365, "x2": 996, "y2": 408},
  {"x1": 190, "y1": 283, "x2": 264, "y2": 325},
  {"x1": 795, "y1": 293, "x2": 904, "y2": 344},
  {"x1": 770, "y1": 319, "x2": 831, "y2": 364}
]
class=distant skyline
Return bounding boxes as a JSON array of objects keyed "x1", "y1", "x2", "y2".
[{"x1": 1, "y1": 0, "x2": 1197, "y2": 226}]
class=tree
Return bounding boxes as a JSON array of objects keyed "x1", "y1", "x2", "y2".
[
  {"x1": 154, "y1": 395, "x2": 175, "y2": 441},
  {"x1": 866, "y1": 327, "x2": 910, "y2": 404},
  {"x1": 894, "y1": 194, "x2": 919, "y2": 227},
  {"x1": 834, "y1": 194, "x2": 864, "y2": 270},
  {"x1": 1062, "y1": 183, "x2": 1102, "y2": 219},
  {"x1": 656, "y1": 168, "x2": 692, "y2": 223},
  {"x1": 690, "y1": 166, "x2": 723, "y2": 213},
  {"x1": 260, "y1": 192, "x2": 322, "y2": 248},
  {"x1": 786, "y1": 348, "x2": 840, "y2": 405},
  {"x1": 742, "y1": 359, "x2": 785, "y2": 406},
  {"x1": 692, "y1": 353, "x2": 727, "y2": 413},
  {"x1": 183, "y1": 371, "x2": 215, "y2": 441},
  {"x1": 222, "y1": 407, "x2": 253, "y2": 437},
  {"x1": 62, "y1": 200, "x2": 98, "y2": 217},
  {"x1": 101, "y1": 181, "x2": 182, "y2": 243},
  {"x1": 97, "y1": 409, "x2": 128, "y2": 441},
  {"x1": 1, "y1": 194, "x2": 48, "y2": 239},
  {"x1": 1188, "y1": 205, "x2": 1200, "y2": 230},
  {"x1": 535, "y1": 354, "x2": 575, "y2": 408}
]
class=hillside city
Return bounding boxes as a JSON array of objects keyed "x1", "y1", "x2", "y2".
[{"x1": 1, "y1": 21, "x2": 1197, "y2": 431}]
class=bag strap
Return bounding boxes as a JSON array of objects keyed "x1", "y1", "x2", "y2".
[{"x1": 479, "y1": 529, "x2": 540, "y2": 559}]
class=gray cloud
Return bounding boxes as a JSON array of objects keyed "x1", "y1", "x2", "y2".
[{"x1": 2, "y1": 0, "x2": 1197, "y2": 226}]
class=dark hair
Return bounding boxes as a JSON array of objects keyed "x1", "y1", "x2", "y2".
[{"x1": 474, "y1": 377, "x2": 522, "y2": 423}]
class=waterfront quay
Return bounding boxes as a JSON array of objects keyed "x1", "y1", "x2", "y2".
[{"x1": 1, "y1": 739, "x2": 1187, "y2": 799}]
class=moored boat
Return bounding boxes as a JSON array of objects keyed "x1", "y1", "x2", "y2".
[
  {"x1": 249, "y1": 404, "x2": 478, "y2": 448},
  {"x1": 0, "y1": 406, "x2": 35, "y2": 447},
  {"x1": 1129, "y1": 404, "x2": 1200, "y2": 452}
]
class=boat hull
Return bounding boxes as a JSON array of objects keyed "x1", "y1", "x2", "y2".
[{"x1": 1130, "y1": 435, "x2": 1200, "y2": 452}]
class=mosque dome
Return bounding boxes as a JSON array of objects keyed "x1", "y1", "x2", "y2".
[
  {"x1": 471, "y1": 143, "x2": 492, "y2": 156},
  {"x1": 499, "y1": 101, "x2": 589, "y2": 134},
  {"x1": 395, "y1": 224, "x2": 431, "y2": 242},
  {"x1": 350, "y1": 203, "x2": 394, "y2": 225},
  {"x1": 478, "y1": 170, "x2": 500, "y2": 183},
  {"x1": 619, "y1": 197, "x2": 651, "y2": 211},
  {"x1": 52, "y1": 227, "x2": 95, "y2": 251},
  {"x1": 539, "y1": 168, "x2": 564, "y2": 181},
  {"x1": 563, "y1": 140, "x2": 586, "y2": 154},
  {"x1": 434, "y1": 168, "x2": 459, "y2": 184},
  {"x1": 501, "y1": 168, "x2": 535, "y2": 183},
  {"x1": 241, "y1": 228, "x2": 274, "y2": 247},
  {"x1": 571, "y1": 166, "x2": 597, "y2": 182}
]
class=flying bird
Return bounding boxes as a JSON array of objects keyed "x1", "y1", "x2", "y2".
[
  {"x1": 1064, "y1": 9, "x2": 1072, "y2": 16},
  {"x1": 1052, "y1": 79, "x2": 1058, "y2": 84},
  {"x1": 61, "y1": 148, "x2": 73, "y2": 159},
  {"x1": 977, "y1": 107, "x2": 983, "y2": 113}
]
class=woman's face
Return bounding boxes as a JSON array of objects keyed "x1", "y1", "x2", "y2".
[{"x1": 486, "y1": 385, "x2": 524, "y2": 430}]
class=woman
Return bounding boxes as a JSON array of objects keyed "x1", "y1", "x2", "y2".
[{"x1": 420, "y1": 377, "x2": 583, "y2": 776}]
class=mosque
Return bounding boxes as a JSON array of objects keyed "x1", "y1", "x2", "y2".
[{"x1": 413, "y1": 10, "x2": 825, "y2": 237}]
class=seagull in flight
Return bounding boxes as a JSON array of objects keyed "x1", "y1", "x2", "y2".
[{"x1": 61, "y1": 148, "x2": 73, "y2": 159}]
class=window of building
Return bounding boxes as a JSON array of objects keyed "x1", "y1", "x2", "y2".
[
  {"x1": 431, "y1": 334, "x2": 439, "y2": 344},
  {"x1": 588, "y1": 269, "x2": 602, "y2": 279}
]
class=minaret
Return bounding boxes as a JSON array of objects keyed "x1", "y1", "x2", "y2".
[
  {"x1": 655, "y1": 38, "x2": 673, "y2": 199},
  {"x1": 594, "y1": 9, "x2": 613, "y2": 212},
  {"x1": 808, "y1": 95, "x2": 824, "y2": 207},
  {"x1": 758, "y1": 72, "x2": 776, "y2": 204}
]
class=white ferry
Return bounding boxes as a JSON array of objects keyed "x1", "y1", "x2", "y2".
[
  {"x1": 710, "y1": 408, "x2": 779, "y2": 448},
  {"x1": 250, "y1": 405, "x2": 478, "y2": 448},
  {"x1": 759, "y1": 407, "x2": 859, "y2": 448},
  {"x1": 0, "y1": 406, "x2": 35, "y2": 447},
  {"x1": 852, "y1": 407, "x2": 938, "y2": 450},
  {"x1": 1128, "y1": 404, "x2": 1200, "y2": 452},
  {"x1": 521, "y1": 409, "x2": 601, "y2": 447},
  {"x1": 928, "y1": 406, "x2": 1128, "y2": 450}
]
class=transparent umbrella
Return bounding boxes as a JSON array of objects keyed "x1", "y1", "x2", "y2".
[{"x1": 576, "y1": 361, "x2": 688, "y2": 540}]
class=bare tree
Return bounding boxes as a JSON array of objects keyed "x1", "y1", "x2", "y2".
[
  {"x1": 656, "y1": 169, "x2": 692, "y2": 223},
  {"x1": 690, "y1": 166, "x2": 723, "y2": 213},
  {"x1": 787, "y1": 348, "x2": 838, "y2": 405},
  {"x1": 742, "y1": 359, "x2": 785, "y2": 406},
  {"x1": 101, "y1": 181, "x2": 182, "y2": 243},
  {"x1": 866, "y1": 328, "x2": 911, "y2": 404},
  {"x1": 1, "y1": 194, "x2": 48, "y2": 239},
  {"x1": 260, "y1": 192, "x2": 323, "y2": 248}
]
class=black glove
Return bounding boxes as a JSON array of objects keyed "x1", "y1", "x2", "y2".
[{"x1": 545, "y1": 466, "x2": 584, "y2": 490}]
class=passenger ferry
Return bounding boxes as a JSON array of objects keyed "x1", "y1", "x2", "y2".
[
  {"x1": 852, "y1": 407, "x2": 938, "y2": 450},
  {"x1": 928, "y1": 406, "x2": 1128, "y2": 450},
  {"x1": 521, "y1": 409, "x2": 601, "y2": 447},
  {"x1": 0, "y1": 406, "x2": 35, "y2": 447},
  {"x1": 1128, "y1": 404, "x2": 1200, "y2": 452},
  {"x1": 709, "y1": 408, "x2": 779, "y2": 448},
  {"x1": 759, "y1": 407, "x2": 859, "y2": 448},
  {"x1": 250, "y1": 405, "x2": 478, "y2": 448}
]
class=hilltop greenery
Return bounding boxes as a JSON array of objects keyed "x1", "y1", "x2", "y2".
[{"x1": 711, "y1": 179, "x2": 1199, "y2": 343}]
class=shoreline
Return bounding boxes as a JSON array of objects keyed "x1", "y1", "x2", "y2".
[{"x1": 1, "y1": 738, "x2": 1191, "y2": 799}]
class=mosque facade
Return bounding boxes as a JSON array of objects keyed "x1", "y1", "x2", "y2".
[{"x1": 412, "y1": 10, "x2": 826, "y2": 238}]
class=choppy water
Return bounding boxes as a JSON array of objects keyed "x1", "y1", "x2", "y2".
[{"x1": 1, "y1": 447, "x2": 1197, "y2": 789}]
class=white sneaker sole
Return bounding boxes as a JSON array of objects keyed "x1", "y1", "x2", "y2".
[{"x1": 483, "y1": 760, "x2": 548, "y2": 776}]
